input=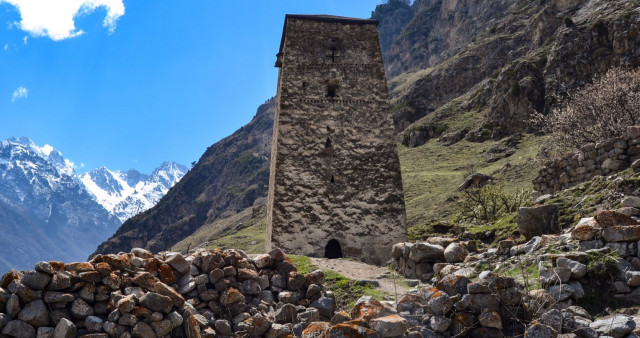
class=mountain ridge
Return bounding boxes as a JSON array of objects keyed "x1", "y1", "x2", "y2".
[{"x1": 0, "y1": 136, "x2": 187, "y2": 270}]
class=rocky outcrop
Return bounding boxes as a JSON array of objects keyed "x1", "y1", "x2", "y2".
[
  {"x1": 533, "y1": 126, "x2": 640, "y2": 194},
  {"x1": 390, "y1": 0, "x2": 640, "y2": 136}
]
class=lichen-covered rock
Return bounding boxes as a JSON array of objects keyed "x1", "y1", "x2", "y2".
[
  {"x1": 594, "y1": 210, "x2": 639, "y2": 227},
  {"x1": 409, "y1": 243, "x2": 445, "y2": 262},
  {"x1": 369, "y1": 314, "x2": 408, "y2": 337},
  {"x1": 572, "y1": 218, "x2": 598, "y2": 241}
]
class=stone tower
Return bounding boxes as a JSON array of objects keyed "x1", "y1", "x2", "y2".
[{"x1": 266, "y1": 14, "x2": 407, "y2": 265}]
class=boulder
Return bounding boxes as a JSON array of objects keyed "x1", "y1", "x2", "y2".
[
  {"x1": 443, "y1": 243, "x2": 468, "y2": 263},
  {"x1": 594, "y1": 210, "x2": 639, "y2": 227},
  {"x1": 17, "y1": 300, "x2": 49, "y2": 327},
  {"x1": 517, "y1": 204, "x2": 558, "y2": 239},
  {"x1": 409, "y1": 243, "x2": 445, "y2": 262},
  {"x1": 602, "y1": 225, "x2": 640, "y2": 242},
  {"x1": 572, "y1": 218, "x2": 598, "y2": 241}
]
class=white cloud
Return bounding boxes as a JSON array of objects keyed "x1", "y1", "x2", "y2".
[
  {"x1": 3, "y1": 44, "x2": 7, "y2": 51},
  {"x1": 0, "y1": 0, "x2": 125, "y2": 41},
  {"x1": 11, "y1": 86, "x2": 28, "y2": 102},
  {"x1": 22, "y1": 35, "x2": 27, "y2": 44}
]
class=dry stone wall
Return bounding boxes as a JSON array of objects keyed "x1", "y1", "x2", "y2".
[
  {"x1": 267, "y1": 15, "x2": 407, "y2": 265},
  {"x1": 0, "y1": 248, "x2": 339, "y2": 338},
  {"x1": 533, "y1": 126, "x2": 640, "y2": 194}
]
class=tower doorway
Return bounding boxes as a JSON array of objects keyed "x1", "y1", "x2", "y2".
[{"x1": 324, "y1": 239, "x2": 343, "y2": 259}]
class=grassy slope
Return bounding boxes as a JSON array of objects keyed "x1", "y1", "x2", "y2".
[
  {"x1": 172, "y1": 205, "x2": 266, "y2": 255},
  {"x1": 400, "y1": 133, "x2": 544, "y2": 229}
]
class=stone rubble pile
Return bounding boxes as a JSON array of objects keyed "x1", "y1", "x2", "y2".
[
  {"x1": 391, "y1": 238, "x2": 477, "y2": 281},
  {"x1": 0, "y1": 247, "x2": 341, "y2": 338},
  {"x1": 533, "y1": 126, "x2": 640, "y2": 194}
]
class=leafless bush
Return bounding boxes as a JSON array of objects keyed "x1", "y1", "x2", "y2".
[
  {"x1": 534, "y1": 67, "x2": 640, "y2": 158},
  {"x1": 452, "y1": 182, "x2": 532, "y2": 224}
]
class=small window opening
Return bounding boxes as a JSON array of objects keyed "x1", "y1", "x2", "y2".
[
  {"x1": 326, "y1": 126, "x2": 332, "y2": 133},
  {"x1": 324, "y1": 239, "x2": 343, "y2": 259},
  {"x1": 325, "y1": 138, "x2": 332, "y2": 148},
  {"x1": 330, "y1": 175, "x2": 335, "y2": 183},
  {"x1": 326, "y1": 85, "x2": 337, "y2": 98},
  {"x1": 329, "y1": 46, "x2": 337, "y2": 62}
]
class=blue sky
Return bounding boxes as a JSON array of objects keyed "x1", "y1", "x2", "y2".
[{"x1": 0, "y1": 1, "x2": 383, "y2": 173}]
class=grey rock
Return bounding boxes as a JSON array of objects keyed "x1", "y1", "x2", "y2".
[
  {"x1": 84, "y1": 316, "x2": 103, "y2": 333},
  {"x1": 167, "y1": 311, "x2": 183, "y2": 329},
  {"x1": 70, "y1": 298, "x2": 94, "y2": 319},
  {"x1": 118, "y1": 313, "x2": 139, "y2": 327},
  {"x1": 18, "y1": 299, "x2": 49, "y2": 327},
  {"x1": 215, "y1": 319, "x2": 233, "y2": 336},
  {"x1": 540, "y1": 267, "x2": 571, "y2": 286},
  {"x1": 150, "y1": 319, "x2": 172, "y2": 336},
  {"x1": 622, "y1": 196, "x2": 640, "y2": 208},
  {"x1": 0, "y1": 314, "x2": 8, "y2": 331},
  {"x1": 429, "y1": 316, "x2": 451, "y2": 333},
  {"x1": 524, "y1": 236, "x2": 543, "y2": 254},
  {"x1": 164, "y1": 253, "x2": 190, "y2": 274},
  {"x1": 436, "y1": 274, "x2": 470, "y2": 297},
  {"x1": 278, "y1": 290, "x2": 298, "y2": 304},
  {"x1": 517, "y1": 204, "x2": 558, "y2": 239},
  {"x1": 34, "y1": 262, "x2": 55, "y2": 275},
  {"x1": 139, "y1": 292, "x2": 173, "y2": 314},
  {"x1": 132, "y1": 321, "x2": 155, "y2": 338},
  {"x1": 44, "y1": 292, "x2": 74, "y2": 304},
  {"x1": 556, "y1": 257, "x2": 587, "y2": 279},
  {"x1": 48, "y1": 272, "x2": 71, "y2": 291},
  {"x1": 524, "y1": 323, "x2": 557, "y2": 338},
  {"x1": 22, "y1": 271, "x2": 51, "y2": 290},
  {"x1": 369, "y1": 314, "x2": 408, "y2": 337},
  {"x1": 539, "y1": 309, "x2": 562, "y2": 333},
  {"x1": 427, "y1": 292, "x2": 452, "y2": 315},
  {"x1": 2, "y1": 320, "x2": 36, "y2": 338},
  {"x1": 548, "y1": 284, "x2": 573, "y2": 301},
  {"x1": 590, "y1": 315, "x2": 635, "y2": 338},
  {"x1": 444, "y1": 243, "x2": 468, "y2": 263},
  {"x1": 626, "y1": 271, "x2": 640, "y2": 286},
  {"x1": 6, "y1": 294, "x2": 20, "y2": 318},
  {"x1": 409, "y1": 243, "x2": 445, "y2": 262},
  {"x1": 267, "y1": 323, "x2": 292, "y2": 338},
  {"x1": 274, "y1": 303, "x2": 297, "y2": 324},
  {"x1": 310, "y1": 297, "x2": 334, "y2": 318},
  {"x1": 36, "y1": 327, "x2": 54, "y2": 338},
  {"x1": 53, "y1": 318, "x2": 76, "y2": 338},
  {"x1": 297, "y1": 308, "x2": 320, "y2": 326}
]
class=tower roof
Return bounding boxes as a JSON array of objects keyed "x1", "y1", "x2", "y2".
[{"x1": 277, "y1": 14, "x2": 379, "y2": 56}]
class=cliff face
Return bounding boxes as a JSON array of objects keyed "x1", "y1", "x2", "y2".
[
  {"x1": 391, "y1": 0, "x2": 640, "y2": 140},
  {"x1": 91, "y1": 99, "x2": 274, "y2": 256}
]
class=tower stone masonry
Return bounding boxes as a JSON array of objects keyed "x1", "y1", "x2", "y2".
[{"x1": 266, "y1": 14, "x2": 407, "y2": 265}]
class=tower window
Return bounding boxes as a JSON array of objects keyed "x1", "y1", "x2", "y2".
[
  {"x1": 330, "y1": 175, "x2": 335, "y2": 183},
  {"x1": 327, "y1": 85, "x2": 337, "y2": 98},
  {"x1": 325, "y1": 138, "x2": 332, "y2": 148}
]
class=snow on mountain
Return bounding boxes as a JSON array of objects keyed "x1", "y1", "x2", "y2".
[
  {"x1": 0, "y1": 136, "x2": 187, "y2": 270},
  {"x1": 80, "y1": 162, "x2": 188, "y2": 222}
]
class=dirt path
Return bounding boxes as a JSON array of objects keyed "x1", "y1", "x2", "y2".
[{"x1": 310, "y1": 257, "x2": 410, "y2": 296}]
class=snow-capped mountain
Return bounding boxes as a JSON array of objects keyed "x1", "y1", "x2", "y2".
[
  {"x1": 0, "y1": 137, "x2": 187, "y2": 271},
  {"x1": 80, "y1": 162, "x2": 188, "y2": 222}
]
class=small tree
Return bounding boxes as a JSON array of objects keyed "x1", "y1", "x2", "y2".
[{"x1": 535, "y1": 67, "x2": 640, "y2": 157}]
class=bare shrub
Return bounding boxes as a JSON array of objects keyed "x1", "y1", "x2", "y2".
[
  {"x1": 534, "y1": 67, "x2": 640, "y2": 157},
  {"x1": 452, "y1": 182, "x2": 532, "y2": 224}
]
